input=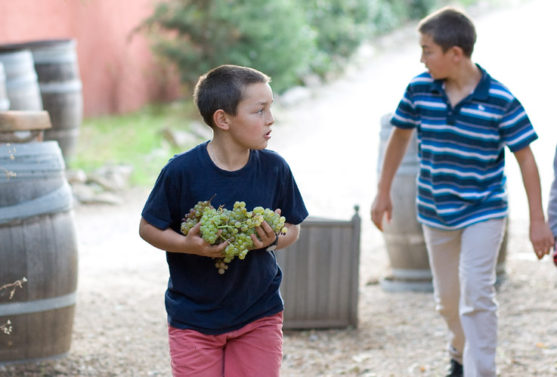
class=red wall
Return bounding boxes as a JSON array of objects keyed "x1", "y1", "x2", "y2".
[{"x1": 0, "y1": 0, "x2": 181, "y2": 117}]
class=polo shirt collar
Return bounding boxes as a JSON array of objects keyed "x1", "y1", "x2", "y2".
[{"x1": 429, "y1": 64, "x2": 491, "y2": 100}]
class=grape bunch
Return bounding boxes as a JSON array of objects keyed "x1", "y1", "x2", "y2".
[{"x1": 180, "y1": 199, "x2": 287, "y2": 274}]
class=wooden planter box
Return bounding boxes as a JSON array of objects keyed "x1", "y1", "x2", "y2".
[{"x1": 276, "y1": 207, "x2": 361, "y2": 330}]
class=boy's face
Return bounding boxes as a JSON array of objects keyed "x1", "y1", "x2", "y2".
[
  {"x1": 419, "y1": 33, "x2": 453, "y2": 80},
  {"x1": 226, "y1": 82, "x2": 274, "y2": 150}
]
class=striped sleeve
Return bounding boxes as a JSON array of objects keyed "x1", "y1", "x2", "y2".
[
  {"x1": 391, "y1": 83, "x2": 419, "y2": 129},
  {"x1": 499, "y1": 96, "x2": 538, "y2": 151}
]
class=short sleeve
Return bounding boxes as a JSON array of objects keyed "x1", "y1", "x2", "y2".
[
  {"x1": 499, "y1": 98, "x2": 538, "y2": 152},
  {"x1": 275, "y1": 163, "x2": 308, "y2": 226},
  {"x1": 141, "y1": 165, "x2": 179, "y2": 230},
  {"x1": 391, "y1": 84, "x2": 419, "y2": 129}
]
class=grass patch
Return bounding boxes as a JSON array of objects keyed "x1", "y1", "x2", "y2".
[{"x1": 69, "y1": 101, "x2": 206, "y2": 187}]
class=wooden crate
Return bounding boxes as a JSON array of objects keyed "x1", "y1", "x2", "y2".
[{"x1": 276, "y1": 207, "x2": 361, "y2": 330}]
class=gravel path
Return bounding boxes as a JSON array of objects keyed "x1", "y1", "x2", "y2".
[{"x1": 2, "y1": 1, "x2": 557, "y2": 376}]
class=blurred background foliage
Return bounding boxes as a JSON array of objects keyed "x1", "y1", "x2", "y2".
[
  {"x1": 142, "y1": 0, "x2": 474, "y2": 95},
  {"x1": 73, "y1": 0, "x2": 489, "y2": 186},
  {"x1": 142, "y1": 0, "x2": 316, "y2": 94}
]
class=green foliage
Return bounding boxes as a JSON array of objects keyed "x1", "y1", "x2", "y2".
[
  {"x1": 142, "y1": 0, "x2": 485, "y2": 93},
  {"x1": 368, "y1": 0, "x2": 441, "y2": 35},
  {"x1": 143, "y1": 0, "x2": 316, "y2": 94},
  {"x1": 302, "y1": 0, "x2": 373, "y2": 75}
]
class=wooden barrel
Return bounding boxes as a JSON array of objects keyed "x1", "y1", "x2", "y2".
[
  {"x1": 0, "y1": 50, "x2": 43, "y2": 111},
  {"x1": 0, "y1": 141, "x2": 78, "y2": 365},
  {"x1": 377, "y1": 113, "x2": 507, "y2": 292},
  {"x1": 0, "y1": 62, "x2": 9, "y2": 111},
  {"x1": 377, "y1": 113, "x2": 433, "y2": 292},
  {"x1": 276, "y1": 207, "x2": 360, "y2": 329},
  {"x1": 29, "y1": 39, "x2": 83, "y2": 162}
]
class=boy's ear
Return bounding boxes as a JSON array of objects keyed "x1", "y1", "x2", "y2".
[
  {"x1": 449, "y1": 45, "x2": 465, "y2": 61},
  {"x1": 213, "y1": 109, "x2": 230, "y2": 130}
]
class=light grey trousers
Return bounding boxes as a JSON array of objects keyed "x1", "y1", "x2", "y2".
[{"x1": 422, "y1": 218, "x2": 506, "y2": 377}]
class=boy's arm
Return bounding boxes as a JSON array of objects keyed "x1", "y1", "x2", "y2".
[
  {"x1": 371, "y1": 127, "x2": 414, "y2": 231},
  {"x1": 513, "y1": 146, "x2": 555, "y2": 259},
  {"x1": 139, "y1": 217, "x2": 227, "y2": 258}
]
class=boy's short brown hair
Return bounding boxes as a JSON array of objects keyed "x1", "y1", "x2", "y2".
[
  {"x1": 193, "y1": 65, "x2": 271, "y2": 128},
  {"x1": 418, "y1": 6, "x2": 476, "y2": 57}
]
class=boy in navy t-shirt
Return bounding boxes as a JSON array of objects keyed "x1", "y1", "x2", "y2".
[{"x1": 140, "y1": 65, "x2": 308, "y2": 377}]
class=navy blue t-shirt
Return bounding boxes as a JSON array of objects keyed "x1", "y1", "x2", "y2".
[{"x1": 141, "y1": 141, "x2": 308, "y2": 334}]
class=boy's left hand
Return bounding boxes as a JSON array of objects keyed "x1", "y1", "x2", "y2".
[
  {"x1": 250, "y1": 220, "x2": 278, "y2": 250},
  {"x1": 530, "y1": 219, "x2": 555, "y2": 259}
]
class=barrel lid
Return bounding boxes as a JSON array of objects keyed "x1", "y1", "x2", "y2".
[{"x1": 0, "y1": 111, "x2": 51, "y2": 131}]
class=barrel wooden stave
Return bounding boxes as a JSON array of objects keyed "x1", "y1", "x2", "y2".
[{"x1": 29, "y1": 39, "x2": 83, "y2": 161}]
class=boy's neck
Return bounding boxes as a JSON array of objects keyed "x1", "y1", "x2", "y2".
[
  {"x1": 444, "y1": 60, "x2": 482, "y2": 107},
  {"x1": 207, "y1": 139, "x2": 250, "y2": 171}
]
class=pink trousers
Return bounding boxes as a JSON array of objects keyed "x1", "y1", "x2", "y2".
[{"x1": 168, "y1": 312, "x2": 283, "y2": 377}]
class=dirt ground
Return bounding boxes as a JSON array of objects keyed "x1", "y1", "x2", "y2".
[
  {"x1": 1, "y1": 189, "x2": 556, "y2": 377},
  {"x1": 2, "y1": 0, "x2": 557, "y2": 376}
]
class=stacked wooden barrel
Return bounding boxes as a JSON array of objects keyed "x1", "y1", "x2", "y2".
[{"x1": 0, "y1": 39, "x2": 83, "y2": 162}]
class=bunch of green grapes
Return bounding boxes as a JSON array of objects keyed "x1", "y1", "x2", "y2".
[{"x1": 181, "y1": 200, "x2": 287, "y2": 274}]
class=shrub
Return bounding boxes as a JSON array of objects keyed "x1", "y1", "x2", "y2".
[
  {"x1": 142, "y1": 0, "x2": 316, "y2": 94},
  {"x1": 368, "y1": 0, "x2": 441, "y2": 36},
  {"x1": 302, "y1": 0, "x2": 373, "y2": 75}
]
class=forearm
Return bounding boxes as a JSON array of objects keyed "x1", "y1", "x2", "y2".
[
  {"x1": 277, "y1": 223, "x2": 300, "y2": 250},
  {"x1": 377, "y1": 127, "x2": 414, "y2": 195},
  {"x1": 514, "y1": 146, "x2": 555, "y2": 258},
  {"x1": 515, "y1": 147, "x2": 545, "y2": 222},
  {"x1": 139, "y1": 217, "x2": 187, "y2": 253}
]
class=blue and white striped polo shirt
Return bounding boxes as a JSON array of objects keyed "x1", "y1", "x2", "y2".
[{"x1": 392, "y1": 65, "x2": 538, "y2": 230}]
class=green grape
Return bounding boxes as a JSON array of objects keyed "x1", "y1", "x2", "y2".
[{"x1": 181, "y1": 199, "x2": 287, "y2": 274}]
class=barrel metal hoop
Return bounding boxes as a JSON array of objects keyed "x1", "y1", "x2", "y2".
[
  {"x1": 0, "y1": 292, "x2": 76, "y2": 316},
  {"x1": 39, "y1": 80, "x2": 82, "y2": 93},
  {"x1": 4, "y1": 72, "x2": 38, "y2": 89},
  {"x1": 391, "y1": 268, "x2": 433, "y2": 280},
  {"x1": 0, "y1": 183, "x2": 73, "y2": 224},
  {"x1": 383, "y1": 233, "x2": 425, "y2": 245}
]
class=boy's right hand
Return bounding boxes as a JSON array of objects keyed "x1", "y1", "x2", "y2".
[
  {"x1": 371, "y1": 193, "x2": 392, "y2": 232},
  {"x1": 183, "y1": 222, "x2": 228, "y2": 258}
]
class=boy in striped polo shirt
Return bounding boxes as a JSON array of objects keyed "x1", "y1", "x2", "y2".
[{"x1": 371, "y1": 6, "x2": 554, "y2": 377}]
